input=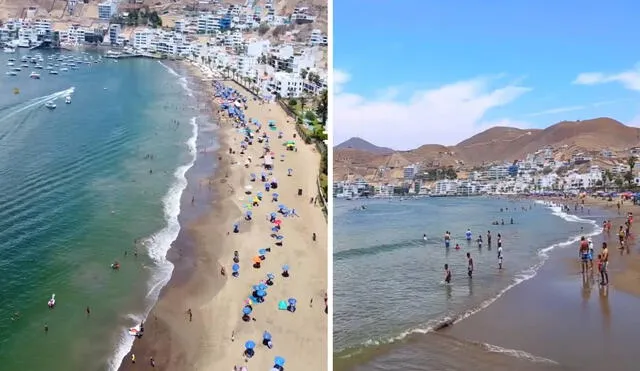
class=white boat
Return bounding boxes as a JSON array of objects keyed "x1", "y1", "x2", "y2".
[
  {"x1": 5, "y1": 71, "x2": 17, "y2": 76},
  {"x1": 30, "y1": 72, "x2": 40, "y2": 79},
  {"x1": 65, "y1": 96, "x2": 71, "y2": 104},
  {"x1": 11, "y1": 67, "x2": 21, "y2": 72},
  {"x1": 47, "y1": 294, "x2": 56, "y2": 308},
  {"x1": 60, "y1": 67, "x2": 68, "y2": 72},
  {"x1": 45, "y1": 101, "x2": 56, "y2": 110},
  {"x1": 49, "y1": 70, "x2": 58, "y2": 75},
  {"x1": 7, "y1": 61, "x2": 14, "y2": 66},
  {"x1": 35, "y1": 64, "x2": 43, "y2": 69},
  {"x1": 3, "y1": 46, "x2": 15, "y2": 53}
]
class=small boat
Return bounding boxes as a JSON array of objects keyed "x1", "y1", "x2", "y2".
[
  {"x1": 49, "y1": 70, "x2": 58, "y2": 75},
  {"x1": 34, "y1": 64, "x2": 43, "y2": 69},
  {"x1": 47, "y1": 294, "x2": 56, "y2": 308},
  {"x1": 60, "y1": 67, "x2": 68, "y2": 72},
  {"x1": 29, "y1": 71, "x2": 40, "y2": 79},
  {"x1": 5, "y1": 71, "x2": 17, "y2": 76},
  {"x1": 65, "y1": 96, "x2": 71, "y2": 104},
  {"x1": 45, "y1": 101, "x2": 56, "y2": 110},
  {"x1": 11, "y1": 67, "x2": 21, "y2": 72},
  {"x1": 3, "y1": 46, "x2": 15, "y2": 53},
  {"x1": 21, "y1": 63, "x2": 29, "y2": 68},
  {"x1": 13, "y1": 88, "x2": 20, "y2": 94},
  {"x1": 7, "y1": 61, "x2": 14, "y2": 66}
]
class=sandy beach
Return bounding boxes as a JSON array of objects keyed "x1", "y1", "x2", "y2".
[
  {"x1": 119, "y1": 72, "x2": 327, "y2": 370},
  {"x1": 443, "y1": 196, "x2": 640, "y2": 370}
]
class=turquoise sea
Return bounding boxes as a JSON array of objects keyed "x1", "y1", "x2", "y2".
[{"x1": 0, "y1": 51, "x2": 202, "y2": 370}]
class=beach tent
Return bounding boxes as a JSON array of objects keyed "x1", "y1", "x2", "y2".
[
  {"x1": 278, "y1": 300, "x2": 287, "y2": 310},
  {"x1": 274, "y1": 356, "x2": 285, "y2": 367}
]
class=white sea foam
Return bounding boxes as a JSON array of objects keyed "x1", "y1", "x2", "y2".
[
  {"x1": 481, "y1": 342, "x2": 559, "y2": 364},
  {"x1": 352, "y1": 200, "x2": 601, "y2": 352},
  {"x1": 0, "y1": 86, "x2": 75, "y2": 124},
  {"x1": 106, "y1": 70, "x2": 200, "y2": 370}
]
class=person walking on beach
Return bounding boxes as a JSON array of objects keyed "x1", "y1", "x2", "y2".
[
  {"x1": 466, "y1": 252, "x2": 474, "y2": 278},
  {"x1": 444, "y1": 264, "x2": 452, "y2": 284},
  {"x1": 187, "y1": 308, "x2": 193, "y2": 322},
  {"x1": 618, "y1": 226, "x2": 626, "y2": 249},
  {"x1": 601, "y1": 242, "x2": 609, "y2": 285}
]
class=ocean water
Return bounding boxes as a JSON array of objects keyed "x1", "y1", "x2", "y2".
[
  {"x1": 333, "y1": 197, "x2": 601, "y2": 369},
  {"x1": 0, "y1": 51, "x2": 203, "y2": 370}
]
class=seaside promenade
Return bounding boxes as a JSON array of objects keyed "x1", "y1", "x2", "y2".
[{"x1": 119, "y1": 68, "x2": 327, "y2": 370}]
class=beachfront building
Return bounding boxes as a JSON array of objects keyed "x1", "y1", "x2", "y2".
[
  {"x1": 434, "y1": 180, "x2": 458, "y2": 196},
  {"x1": 486, "y1": 165, "x2": 510, "y2": 180},
  {"x1": 108, "y1": 24, "x2": 121, "y2": 45},
  {"x1": 267, "y1": 71, "x2": 304, "y2": 98},
  {"x1": 98, "y1": 0, "x2": 118, "y2": 20}
]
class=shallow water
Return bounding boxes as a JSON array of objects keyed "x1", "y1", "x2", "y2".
[
  {"x1": 333, "y1": 197, "x2": 601, "y2": 368},
  {"x1": 0, "y1": 51, "x2": 200, "y2": 370}
]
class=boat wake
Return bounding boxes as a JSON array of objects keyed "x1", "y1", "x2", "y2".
[
  {"x1": 0, "y1": 87, "x2": 75, "y2": 124},
  {"x1": 106, "y1": 70, "x2": 199, "y2": 370},
  {"x1": 340, "y1": 201, "x2": 600, "y2": 357}
]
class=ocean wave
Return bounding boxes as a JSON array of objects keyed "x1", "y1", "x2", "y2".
[
  {"x1": 481, "y1": 342, "x2": 558, "y2": 364},
  {"x1": 339, "y1": 201, "x2": 601, "y2": 357},
  {"x1": 106, "y1": 71, "x2": 200, "y2": 370},
  {"x1": 334, "y1": 239, "x2": 435, "y2": 261}
]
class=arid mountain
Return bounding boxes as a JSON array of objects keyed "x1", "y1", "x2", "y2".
[
  {"x1": 335, "y1": 137, "x2": 394, "y2": 154},
  {"x1": 334, "y1": 117, "x2": 640, "y2": 181}
]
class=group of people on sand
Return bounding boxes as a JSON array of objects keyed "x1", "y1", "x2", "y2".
[
  {"x1": 579, "y1": 236, "x2": 609, "y2": 285},
  {"x1": 439, "y1": 229, "x2": 504, "y2": 284}
]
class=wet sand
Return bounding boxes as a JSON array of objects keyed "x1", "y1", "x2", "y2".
[
  {"x1": 444, "y1": 197, "x2": 640, "y2": 370},
  {"x1": 119, "y1": 70, "x2": 327, "y2": 370}
]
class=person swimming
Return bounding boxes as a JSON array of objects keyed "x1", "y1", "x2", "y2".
[{"x1": 455, "y1": 243, "x2": 461, "y2": 250}]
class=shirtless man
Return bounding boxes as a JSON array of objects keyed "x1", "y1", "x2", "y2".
[
  {"x1": 600, "y1": 242, "x2": 609, "y2": 285},
  {"x1": 579, "y1": 236, "x2": 590, "y2": 274}
]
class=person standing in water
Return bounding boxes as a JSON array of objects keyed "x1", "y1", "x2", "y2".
[
  {"x1": 465, "y1": 229, "x2": 472, "y2": 242},
  {"x1": 467, "y1": 252, "x2": 474, "y2": 278},
  {"x1": 423, "y1": 233, "x2": 427, "y2": 241},
  {"x1": 444, "y1": 264, "x2": 452, "y2": 284},
  {"x1": 497, "y1": 245, "x2": 503, "y2": 269},
  {"x1": 487, "y1": 230, "x2": 492, "y2": 246},
  {"x1": 444, "y1": 231, "x2": 451, "y2": 248},
  {"x1": 477, "y1": 234, "x2": 483, "y2": 248},
  {"x1": 579, "y1": 236, "x2": 590, "y2": 274},
  {"x1": 600, "y1": 242, "x2": 609, "y2": 285}
]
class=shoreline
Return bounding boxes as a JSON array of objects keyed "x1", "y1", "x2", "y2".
[
  {"x1": 118, "y1": 65, "x2": 327, "y2": 370},
  {"x1": 335, "y1": 196, "x2": 633, "y2": 370}
]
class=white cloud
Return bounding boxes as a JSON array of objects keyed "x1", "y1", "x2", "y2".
[
  {"x1": 574, "y1": 65, "x2": 640, "y2": 91},
  {"x1": 525, "y1": 105, "x2": 585, "y2": 117},
  {"x1": 334, "y1": 69, "x2": 532, "y2": 149}
]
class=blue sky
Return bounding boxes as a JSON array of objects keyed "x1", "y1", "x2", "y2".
[{"x1": 334, "y1": 0, "x2": 640, "y2": 149}]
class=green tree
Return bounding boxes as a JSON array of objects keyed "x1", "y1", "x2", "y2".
[
  {"x1": 304, "y1": 110, "x2": 316, "y2": 122},
  {"x1": 615, "y1": 177, "x2": 624, "y2": 189},
  {"x1": 315, "y1": 89, "x2": 328, "y2": 125},
  {"x1": 258, "y1": 23, "x2": 270, "y2": 36}
]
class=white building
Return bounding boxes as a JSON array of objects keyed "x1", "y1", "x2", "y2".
[
  {"x1": 308, "y1": 29, "x2": 327, "y2": 46},
  {"x1": 108, "y1": 24, "x2": 121, "y2": 45},
  {"x1": 198, "y1": 13, "x2": 221, "y2": 34},
  {"x1": 434, "y1": 180, "x2": 458, "y2": 195},
  {"x1": 269, "y1": 71, "x2": 304, "y2": 98},
  {"x1": 98, "y1": 1, "x2": 118, "y2": 20},
  {"x1": 403, "y1": 164, "x2": 418, "y2": 180}
]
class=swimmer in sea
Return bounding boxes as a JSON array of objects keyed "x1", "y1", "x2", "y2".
[
  {"x1": 423, "y1": 234, "x2": 427, "y2": 241},
  {"x1": 477, "y1": 235, "x2": 483, "y2": 248},
  {"x1": 455, "y1": 243, "x2": 461, "y2": 250},
  {"x1": 444, "y1": 263, "x2": 451, "y2": 284},
  {"x1": 467, "y1": 252, "x2": 474, "y2": 278}
]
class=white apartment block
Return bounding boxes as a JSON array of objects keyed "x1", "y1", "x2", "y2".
[
  {"x1": 98, "y1": 1, "x2": 118, "y2": 20},
  {"x1": 269, "y1": 71, "x2": 304, "y2": 98},
  {"x1": 308, "y1": 29, "x2": 327, "y2": 46},
  {"x1": 198, "y1": 14, "x2": 221, "y2": 34}
]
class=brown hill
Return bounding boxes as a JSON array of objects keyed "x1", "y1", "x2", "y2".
[{"x1": 334, "y1": 117, "x2": 640, "y2": 181}]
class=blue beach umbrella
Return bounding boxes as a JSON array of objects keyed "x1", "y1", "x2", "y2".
[
  {"x1": 246, "y1": 210, "x2": 253, "y2": 217},
  {"x1": 275, "y1": 235, "x2": 284, "y2": 240},
  {"x1": 252, "y1": 285, "x2": 260, "y2": 291},
  {"x1": 263, "y1": 331, "x2": 272, "y2": 340},
  {"x1": 242, "y1": 306, "x2": 252, "y2": 315},
  {"x1": 245, "y1": 340, "x2": 256, "y2": 350},
  {"x1": 258, "y1": 283, "x2": 268, "y2": 291},
  {"x1": 258, "y1": 249, "x2": 267, "y2": 255},
  {"x1": 274, "y1": 356, "x2": 285, "y2": 366},
  {"x1": 288, "y1": 298, "x2": 297, "y2": 306},
  {"x1": 256, "y1": 289, "x2": 266, "y2": 297},
  {"x1": 232, "y1": 263, "x2": 240, "y2": 272},
  {"x1": 267, "y1": 273, "x2": 275, "y2": 279},
  {"x1": 282, "y1": 264, "x2": 289, "y2": 272},
  {"x1": 270, "y1": 212, "x2": 277, "y2": 218}
]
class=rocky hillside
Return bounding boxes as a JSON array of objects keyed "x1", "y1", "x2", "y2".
[{"x1": 334, "y1": 117, "x2": 640, "y2": 181}]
